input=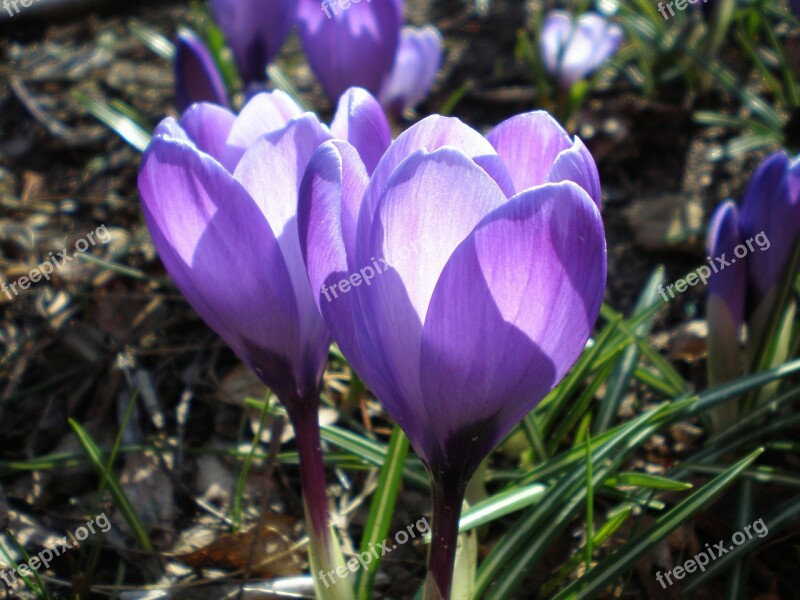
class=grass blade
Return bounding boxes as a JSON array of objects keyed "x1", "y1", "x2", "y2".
[
  {"x1": 354, "y1": 426, "x2": 410, "y2": 599},
  {"x1": 68, "y1": 419, "x2": 153, "y2": 552},
  {"x1": 552, "y1": 448, "x2": 764, "y2": 599}
]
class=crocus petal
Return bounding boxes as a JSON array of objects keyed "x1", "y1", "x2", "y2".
[
  {"x1": 418, "y1": 181, "x2": 606, "y2": 471},
  {"x1": 365, "y1": 147, "x2": 506, "y2": 321},
  {"x1": 549, "y1": 137, "x2": 602, "y2": 206},
  {"x1": 210, "y1": 0, "x2": 298, "y2": 83},
  {"x1": 330, "y1": 87, "x2": 392, "y2": 175},
  {"x1": 560, "y1": 13, "x2": 622, "y2": 85},
  {"x1": 487, "y1": 111, "x2": 572, "y2": 193},
  {"x1": 378, "y1": 25, "x2": 443, "y2": 116},
  {"x1": 178, "y1": 103, "x2": 236, "y2": 164},
  {"x1": 358, "y1": 115, "x2": 514, "y2": 240},
  {"x1": 221, "y1": 91, "x2": 305, "y2": 171},
  {"x1": 152, "y1": 117, "x2": 193, "y2": 144},
  {"x1": 233, "y1": 115, "x2": 332, "y2": 380},
  {"x1": 541, "y1": 11, "x2": 622, "y2": 87},
  {"x1": 174, "y1": 30, "x2": 230, "y2": 111},
  {"x1": 540, "y1": 11, "x2": 573, "y2": 74},
  {"x1": 138, "y1": 134, "x2": 305, "y2": 400},
  {"x1": 739, "y1": 151, "x2": 797, "y2": 296},
  {"x1": 707, "y1": 200, "x2": 745, "y2": 330},
  {"x1": 299, "y1": 140, "x2": 381, "y2": 385},
  {"x1": 297, "y1": 0, "x2": 402, "y2": 101},
  {"x1": 351, "y1": 148, "x2": 507, "y2": 448}
]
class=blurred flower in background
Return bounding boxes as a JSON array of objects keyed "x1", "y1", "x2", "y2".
[
  {"x1": 296, "y1": 0, "x2": 402, "y2": 102},
  {"x1": 297, "y1": 0, "x2": 442, "y2": 114},
  {"x1": 209, "y1": 0, "x2": 298, "y2": 84},
  {"x1": 173, "y1": 29, "x2": 230, "y2": 111},
  {"x1": 540, "y1": 10, "x2": 623, "y2": 89},
  {"x1": 378, "y1": 25, "x2": 443, "y2": 116},
  {"x1": 706, "y1": 151, "x2": 800, "y2": 429}
]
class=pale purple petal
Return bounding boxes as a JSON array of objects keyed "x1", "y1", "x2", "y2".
[
  {"x1": 559, "y1": 13, "x2": 622, "y2": 86},
  {"x1": 152, "y1": 117, "x2": 193, "y2": 144},
  {"x1": 138, "y1": 135, "x2": 306, "y2": 400},
  {"x1": 233, "y1": 115, "x2": 332, "y2": 377},
  {"x1": 298, "y1": 140, "x2": 380, "y2": 385},
  {"x1": 297, "y1": 0, "x2": 402, "y2": 101},
  {"x1": 540, "y1": 11, "x2": 573, "y2": 75},
  {"x1": 417, "y1": 181, "x2": 606, "y2": 469},
  {"x1": 178, "y1": 103, "x2": 236, "y2": 164},
  {"x1": 378, "y1": 25, "x2": 443, "y2": 116},
  {"x1": 222, "y1": 91, "x2": 305, "y2": 171},
  {"x1": 210, "y1": 0, "x2": 298, "y2": 83},
  {"x1": 548, "y1": 137, "x2": 602, "y2": 206},
  {"x1": 486, "y1": 111, "x2": 572, "y2": 193},
  {"x1": 351, "y1": 149, "x2": 507, "y2": 449},
  {"x1": 358, "y1": 115, "x2": 515, "y2": 242},
  {"x1": 330, "y1": 87, "x2": 392, "y2": 175},
  {"x1": 541, "y1": 11, "x2": 622, "y2": 87}
]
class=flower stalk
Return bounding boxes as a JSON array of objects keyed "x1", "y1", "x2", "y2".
[
  {"x1": 287, "y1": 402, "x2": 355, "y2": 600},
  {"x1": 423, "y1": 476, "x2": 468, "y2": 600}
]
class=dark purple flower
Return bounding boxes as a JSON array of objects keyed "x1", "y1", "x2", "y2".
[
  {"x1": 299, "y1": 110, "x2": 606, "y2": 596},
  {"x1": 378, "y1": 25, "x2": 443, "y2": 116},
  {"x1": 707, "y1": 200, "x2": 746, "y2": 333},
  {"x1": 297, "y1": 0, "x2": 403, "y2": 102},
  {"x1": 210, "y1": 0, "x2": 298, "y2": 84},
  {"x1": 541, "y1": 11, "x2": 623, "y2": 88},
  {"x1": 138, "y1": 89, "x2": 390, "y2": 577},
  {"x1": 174, "y1": 30, "x2": 229, "y2": 111},
  {"x1": 738, "y1": 151, "x2": 800, "y2": 297}
]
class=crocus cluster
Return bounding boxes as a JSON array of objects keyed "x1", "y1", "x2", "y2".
[
  {"x1": 707, "y1": 151, "x2": 800, "y2": 337},
  {"x1": 540, "y1": 11, "x2": 623, "y2": 89},
  {"x1": 139, "y1": 81, "x2": 607, "y2": 597},
  {"x1": 706, "y1": 151, "x2": 799, "y2": 423},
  {"x1": 173, "y1": 0, "x2": 443, "y2": 116}
]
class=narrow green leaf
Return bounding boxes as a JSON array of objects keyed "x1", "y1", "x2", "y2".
[
  {"x1": 68, "y1": 419, "x2": 154, "y2": 552},
  {"x1": 72, "y1": 91, "x2": 151, "y2": 152},
  {"x1": 553, "y1": 448, "x2": 764, "y2": 600},
  {"x1": 458, "y1": 483, "x2": 548, "y2": 533},
  {"x1": 354, "y1": 426, "x2": 410, "y2": 599},
  {"x1": 541, "y1": 507, "x2": 632, "y2": 596},
  {"x1": 604, "y1": 472, "x2": 693, "y2": 491},
  {"x1": 320, "y1": 424, "x2": 429, "y2": 489},
  {"x1": 686, "y1": 492, "x2": 800, "y2": 591}
]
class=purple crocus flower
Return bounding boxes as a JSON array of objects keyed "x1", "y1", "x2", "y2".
[
  {"x1": 138, "y1": 87, "x2": 390, "y2": 591},
  {"x1": 299, "y1": 111, "x2": 606, "y2": 596},
  {"x1": 541, "y1": 11, "x2": 623, "y2": 88},
  {"x1": 296, "y1": 0, "x2": 402, "y2": 102},
  {"x1": 738, "y1": 151, "x2": 800, "y2": 298},
  {"x1": 379, "y1": 25, "x2": 443, "y2": 116},
  {"x1": 174, "y1": 30, "x2": 230, "y2": 111},
  {"x1": 210, "y1": 0, "x2": 298, "y2": 83},
  {"x1": 707, "y1": 200, "x2": 746, "y2": 333}
]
